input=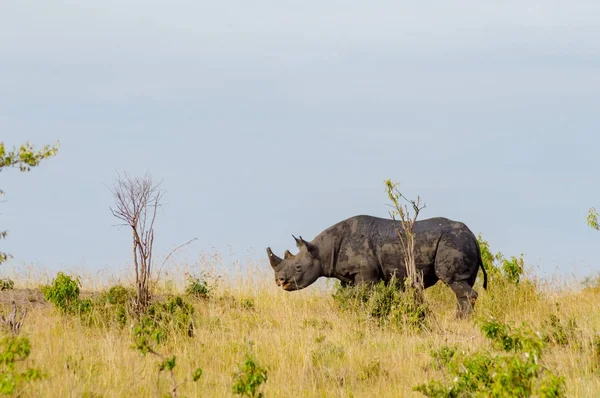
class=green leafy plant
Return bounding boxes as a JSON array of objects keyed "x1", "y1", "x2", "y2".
[
  {"x1": 0, "y1": 140, "x2": 59, "y2": 266},
  {"x1": 478, "y1": 234, "x2": 525, "y2": 285},
  {"x1": 0, "y1": 336, "x2": 43, "y2": 395},
  {"x1": 332, "y1": 275, "x2": 429, "y2": 330},
  {"x1": 0, "y1": 280, "x2": 14, "y2": 292},
  {"x1": 541, "y1": 313, "x2": 580, "y2": 348},
  {"x1": 588, "y1": 207, "x2": 599, "y2": 231},
  {"x1": 185, "y1": 275, "x2": 210, "y2": 299},
  {"x1": 41, "y1": 272, "x2": 91, "y2": 315},
  {"x1": 414, "y1": 318, "x2": 565, "y2": 397},
  {"x1": 79, "y1": 284, "x2": 137, "y2": 329},
  {"x1": 131, "y1": 295, "x2": 201, "y2": 397},
  {"x1": 101, "y1": 284, "x2": 135, "y2": 306},
  {"x1": 232, "y1": 349, "x2": 268, "y2": 398},
  {"x1": 429, "y1": 344, "x2": 457, "y2": 370}
]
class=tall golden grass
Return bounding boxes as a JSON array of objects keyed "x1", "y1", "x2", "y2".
[{"x1": 2, "y1": 252, "x2": 600, "y2": 397}]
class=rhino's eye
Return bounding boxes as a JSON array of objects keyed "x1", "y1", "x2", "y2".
[{"x1": 295, "y1": 265, "x2": 302, "y2": 272}]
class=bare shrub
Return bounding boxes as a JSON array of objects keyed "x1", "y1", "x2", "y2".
[
  {"x1": 384, "y1": 179, "x2": 426, "y2": 292},
  {"x1": 110, "y1": 172, "x2": 165, "y2": 314}
]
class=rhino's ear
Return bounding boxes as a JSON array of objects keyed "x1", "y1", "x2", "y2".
[
  {"x1": 293, "y1": 235, "x2": 318, "y2": 257},
  {"x1": 284, "y1": 249, "x2": 294, "y2": 260},
  {"x1": 266, "y1": 247, "x2": 283, "y2": 269}
]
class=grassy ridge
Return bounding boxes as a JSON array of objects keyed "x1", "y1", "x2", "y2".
[{"x1": 1, "y1": 259, "x2": 600, "y2": 397}]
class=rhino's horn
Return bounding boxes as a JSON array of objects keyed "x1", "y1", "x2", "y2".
[
  {"x1": 266, "y1": 247, "x2": 283, "y2": 268},
  {"x1": 284, "y1": 249, "x2": 294, "y2": 260}
]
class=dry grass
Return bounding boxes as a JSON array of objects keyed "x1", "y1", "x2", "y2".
[{"x1": 2, "y1": 255, "x2": 600, "y2": 397}]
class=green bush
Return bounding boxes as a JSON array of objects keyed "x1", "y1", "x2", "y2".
[
  {"x1": 185, "y1": 276, "x2": 210, "y2": 299},
  {"x1": 132, "y1": 295, "x2": 195, "y2": 351},
  {"x1": 41, "y1": 272, "x2": 88, "y2": 315},
  {"x1": 42, "y1": 275, "x2": 136, "y2": 330},
  {"x1": 100, "y1": 284, "x2": 135, "y2": 306},
  {"x1": 0, "y1": 336, "x2": 43, "y2": 395},
  {"x1": 541, "y1": 313, "x2": 580, "y2": 348},
  {"x1": 232, "y1": 353, "x2": 268, "y2": 398},
  {"x1": 478, "y1": 234, "x2": 525, "y2": 285},
  {"x1": 0, "y1": 279, "x2": 14, "y2": 291},
  {"x1": 78, "y1": 285, "x2": 136, "y2": 329},
  {"x1": 414, "y1": 318, "x2": 565, "y2": 397},
  {"x1": 332, "y1": 277, "x2": 429, "y2": 330},
  {"x1": 130, "y1": 295, "x2": 202, "y2": 398}
]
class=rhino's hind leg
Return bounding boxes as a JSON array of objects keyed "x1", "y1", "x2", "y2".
[{"x1": 448, "y1": 281, "x2": 478, "y2": 319}]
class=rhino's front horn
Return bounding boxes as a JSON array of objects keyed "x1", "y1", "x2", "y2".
[
  {"x1": 266, "y1": 247, "x2": 283, "y2": 268},
  {"x1": 284, "y1": 249, "x2": 294, "y2": 260}
]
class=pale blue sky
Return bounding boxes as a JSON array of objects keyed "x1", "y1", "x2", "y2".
[{"x1": 1, "y1": 2, "x2": 599, "y2": 279}]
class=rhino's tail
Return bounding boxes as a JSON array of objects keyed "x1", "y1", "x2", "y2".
[{"x1": 475, "y1": 238, "x2": 488, "y2": 290}]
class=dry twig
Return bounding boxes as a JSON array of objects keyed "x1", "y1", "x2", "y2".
[{"x1": 1, "y1": 301, "x2": 27, "y2": 335}]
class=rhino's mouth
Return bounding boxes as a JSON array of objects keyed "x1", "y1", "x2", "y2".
[{"x1": 282, "y1": 282, "x2": 293, "y2": 290}]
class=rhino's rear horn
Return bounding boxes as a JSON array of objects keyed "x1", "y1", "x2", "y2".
[
  {"x1": 284, "y1": 249, "x2": 294, "y2": 260},
  {"x1": 266, "y1": 247, "x2": 283, "y2": 268}
]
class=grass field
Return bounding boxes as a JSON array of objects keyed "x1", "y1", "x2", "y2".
[{"x1": 1, "y1": 255, "x2": 600, "y2": 398}]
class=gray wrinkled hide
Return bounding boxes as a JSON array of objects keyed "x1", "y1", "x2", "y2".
[{"x1": 266, "y1": 215, "x2": 488, "y2": 318}]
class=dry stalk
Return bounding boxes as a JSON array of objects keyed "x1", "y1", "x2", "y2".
[
  {"x1": 385, "y1": 180, "x2": 426, "y2": 292},
  {"x1": 1, "y1": 301, "x2": 27, "y2": 335}
]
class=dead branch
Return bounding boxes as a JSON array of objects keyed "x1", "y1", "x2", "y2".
[
  {"x1": 155, "y1": 238, "x2": 199, "y2": 284},
  {"x1": 1, "y1": 301, "x2": 27, "y2": 335}
]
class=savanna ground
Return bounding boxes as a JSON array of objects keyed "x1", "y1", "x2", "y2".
[{"x1": 2, "y1": 248, "x2": 600, "y2": 398}]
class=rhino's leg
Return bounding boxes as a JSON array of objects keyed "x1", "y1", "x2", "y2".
[{"x1": 448, "y1": 281, "x2": 478, "y2": 319}]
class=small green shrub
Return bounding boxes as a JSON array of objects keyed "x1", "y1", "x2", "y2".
[
  {"x1": 429, "y1": 344, "x2": 457, "y2": 370},
  {"x1": 0, "y1": 279, "x2": 14, "y2": 291},
  {"x1": 146, "y1": 296, "x2": 195, "y2": 338},
  {"x1": 43, "y1": 276, "x2": 136, "y2": 330},
  {"x1": 100, "y1": 284, "x2": 135, "y2": 306},
  {"x1": 78, "y1": 285, "x2": 136, "y2": 329},
  {"x1": 414, "y1": 318, "x2": 565, "y2": 397},
  {"x1": 332, "y1": 277, "x2": 429, "y2": 330},
  {"x1": 541, "y1": 313, "x2": 580, "y2": 348},
  {"x1": 185, "y1": 276, "x2": 210, "y2": 299},
  {"x1": 0, "y1": 336, "x2": 43, "y2": 395},
  {"x1": 41, "y1": 272, "x2": 88, "y2": 315},
  {"x1": 131, "y1": 295, "x2": 201, "y2": 397},
  {"x1": 232, "y1": 352, "x2": 268, "y2": 398},
  {"x1": 478, "y1": 234, "x2": 525, "y2": 285},
  {"x1": 132, "y1": 296, "x2": 195, "y2": 350}
]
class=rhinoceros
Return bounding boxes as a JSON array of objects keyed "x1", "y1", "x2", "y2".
[{"x1": 266, "y1": 214, "x2": 488, "y2": 317}]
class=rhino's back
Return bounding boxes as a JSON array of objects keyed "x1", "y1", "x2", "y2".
[
  {"x1": 316, "y1": 214, "x2": 474, "y2": 255},
  {"x1": 343, "y1": 214, "x2": 465, "y2": 239}
]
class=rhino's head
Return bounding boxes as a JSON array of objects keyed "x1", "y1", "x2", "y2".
[{"x1": 266, "y1": 235, "x2": 322, "y2": 291}]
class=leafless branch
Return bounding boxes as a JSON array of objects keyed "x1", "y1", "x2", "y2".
[
  {"x1": 109, "y1": 171, "x2": 164, "y2": 314},
  {"x1": 155, "y1": 238, "x2": 199, "y2": 284},
  {"x1": 1, "y1": 301, "x2": 27, "y2": 335}
]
